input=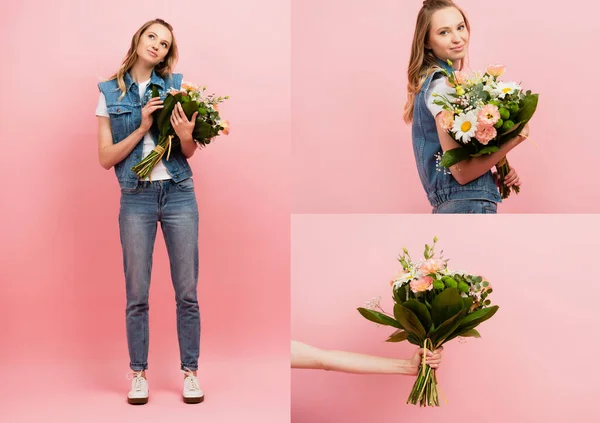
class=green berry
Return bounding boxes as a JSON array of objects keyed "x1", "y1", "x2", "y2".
[
  {"x1": 442, "y1": 276, "x2": 458, "y2": 289},
  {"x1": 494, "y1": 118, "x2": 503, "y2": 129},
  {"x1": 433, "y1": 280, "x2": 445, "y2": 290},
  {"x1": 458, "y1": 282, "x2": 470, "y2": 293},
  {"x1": 499, "y1": 108, "x2": 510, "y2": 120},
  {"x1": 502, "y1": 120, "x2": 515, "y2": 131}
]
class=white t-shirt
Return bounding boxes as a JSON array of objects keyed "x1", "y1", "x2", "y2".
[
  {"x1": 426, "y1": 76, "x2": 455, "y2": 117},
  {"x1": 96, "y1": 79, "x2": 171, "y2": 181}
]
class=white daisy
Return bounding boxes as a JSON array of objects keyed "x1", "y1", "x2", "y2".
[
  {"x1": 494, "y1": 81, "x2": 521, "y2": 99},
  {"x1": 451, "y1": 111, "x2": 478, "y2": 143}
]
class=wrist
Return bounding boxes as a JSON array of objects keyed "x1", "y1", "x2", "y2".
[
  {"x1": 180, "y1": 134, "x2": 194, "y2": 145},
  {"x1": 136, "y1": 127, "x2": 147, "y2": 138},
  {"x1": 396, "y1": 359, "x2": 419, "y2": 375}
]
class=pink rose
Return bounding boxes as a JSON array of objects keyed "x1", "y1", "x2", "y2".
[
  {"x1": 477, "y1": 104, "x2": 500, "y2": 126},
  {"x1": 486, "y1": 64, "x2": 506, "y2": 78},
  {"x1": 445, "y1": 71, "x2": 467, "y2": 87},
  {"x1": 410, "y1": 276, "x2": 434, "y2": 293},
  {"x1": 439, "y1": 110, "x2": 455, "y2": 131},
  {"x1": 474, "y1": 124, "x2": 497, "y2": 145},
  {"x1": 454, "y1": 71, "x2": 468, "y2": 85},
  {"x1": 419, "y1": 259, "x2": 446, "y2": 275}
]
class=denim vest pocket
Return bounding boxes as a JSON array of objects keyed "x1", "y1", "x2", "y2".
[{"x1": 107, "y1": 104, "x2": 134, "y2": 140}]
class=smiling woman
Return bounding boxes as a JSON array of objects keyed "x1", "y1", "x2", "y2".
[
  {"x1": 95, "y1": 18, "x2": 204, "y2": 405},
  {"x1": 405, "y1": 0, "x2": 529, "y2": 214}
]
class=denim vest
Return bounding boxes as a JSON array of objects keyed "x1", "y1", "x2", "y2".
[
  {"x1": 411, "y1": 61, "x2": 501, "y2": 207},
  {"x1": 98, "y1": 70, "x2": 193, "y2": 189}
]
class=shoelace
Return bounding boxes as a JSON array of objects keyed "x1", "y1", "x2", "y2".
[
  {"x1": 183, "y1": 368, "x2": 200, "y2": 391},
  {"x1": 126, "y1": 371, "x2": 146, "y2": 392}
]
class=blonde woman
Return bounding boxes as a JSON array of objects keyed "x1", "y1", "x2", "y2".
[
  {"x1": 404, "y1": 0, "x2": 529, "y2": 214},
  {"x1": 96, "y1": 19, "x2": 203, "y2": 405}
]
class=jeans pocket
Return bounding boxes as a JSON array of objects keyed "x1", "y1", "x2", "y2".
[
  {"x1": 121, "y1": 181, "x2": 144, "y2": 195},
  {"x1": 174, "y1": 177, "x2": 195, "y2": 192}
]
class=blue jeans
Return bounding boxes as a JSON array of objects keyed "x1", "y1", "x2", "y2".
[
  {"x1": 432, "y1": 199, "x2": 497, "y2": 214},
  {"x1": 119, "y1": 178, "x2": 200, "y2": 371}
]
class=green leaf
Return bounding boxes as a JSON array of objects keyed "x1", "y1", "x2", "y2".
[
  {"x1": 430, "y1": 288, "x2": 463, "y2": 327},
  {"x1": 181, "y1": 101, "x2": 199, "y2": 120},
  {"x1": 151, "y1": 85, "x2": 159, "y2": 98},
  {"x1": 477, "y1": 146, "x2": 500, "y2": 155},
  {"x1": 157, "y1": 95, "x2": 178, "y2": 132},
  {"x1": 393, "y1": 285, "x2": 407, "y2": 304},
  {"x1": 515, "y1": 93, "x2": 539, "y2": 123},
  {"x1": 440, "y1": 147, "x2": 472, "y2": 168},
  {"x1": 357, "y1": 307, "x2": 402, "y2": 329},
  {"x1": 192, "y1": 120, "x2": 213, "y2": 140},
  {"x1": 394, "y1": 304, "x2": 426, "y2": 342},
  {"x1": 386, "y1": 329, "x2": 409, "y2": 343},
  {"x1": 455, "y1": 305, "x2": 499, "y2": 333},
  {"x1": 407, "y1": 334, "x2": 422, "y2": 346},
  {"x1": 430, "y1": 308, "x2": 467, "y2": 347},
  {"x1": 462, "y1": 296, "x2": 473, "y2": 312},
  {"x1": 403, "y1": 300, "x2": 432, "y2": 335},
  {"x1": 460, "y1": 328, "x2": 481, "y2": 338}
]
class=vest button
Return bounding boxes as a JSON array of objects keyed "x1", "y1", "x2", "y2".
[{"x1": 117, "y1": 108, "x2": 120, "y2": 113}]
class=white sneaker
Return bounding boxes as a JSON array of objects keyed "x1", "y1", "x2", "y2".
[
  {"x1": 182, "y1": 368, "x2": 204, "y2": 404},
  {"x1": 127, "y1": 371, "x2": 149, "y2": 405}
]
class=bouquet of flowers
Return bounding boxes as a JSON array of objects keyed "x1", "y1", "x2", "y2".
[
  {"x1": 357, "y1": 237, "x2": 498, "y2": 407},
  {"x1": 433, "y1": 61, "x2": 538, "y2": 199},
  {"x1": 131, "y1": 82, "x2": 230, "y2": 179}
]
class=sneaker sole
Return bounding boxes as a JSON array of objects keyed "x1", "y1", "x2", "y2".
[
  {"x1": 183, "y1": 395, "x2": 205, "y2": 404},
  {"x1": 128, "y1": 397, "x2": 149, "y2": 405}
]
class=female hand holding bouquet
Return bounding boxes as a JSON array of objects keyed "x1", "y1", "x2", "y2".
[
  {"x1": 131, "y1": 82, "x2": 230, "y2": 179},
  {"x1": 435, "y1": 62, "x2": 538, "y2": 198},
  {"x1": 357, "y1": 237, "x2": 499, "y2": 407}
]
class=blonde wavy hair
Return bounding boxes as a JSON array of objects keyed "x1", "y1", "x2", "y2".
[
  {"x1": 403, "y1": 0, "x2": 470, "y2": 123},
  {"x1": 107, "y1": 18, "x2": 179, "y2": 100}
]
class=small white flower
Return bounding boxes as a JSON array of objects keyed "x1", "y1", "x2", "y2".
[{"x1": 494, "y1": 81, "x2": 521, "y2": 99}]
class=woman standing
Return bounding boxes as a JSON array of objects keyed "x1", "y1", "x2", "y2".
[
  {"x1": 405, "y1": 0, "x2": 529, "y2": 213},
  {"x1": 96, "y1": 18, "x2": 203, "y2": 405}
]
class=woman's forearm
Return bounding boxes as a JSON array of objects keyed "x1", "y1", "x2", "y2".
[
  {"x1": 179, "y1": 135, "x2": 196, "y2": 158},
  {"x1": 99, "y1": 127, "x2": 145, "y2": 170},
  {"x1": 449, "y1": 137, "x2": 521, "y2": 185},
  {"x1": 291, "y1": 341, "x2": 418, "y2": 375}
]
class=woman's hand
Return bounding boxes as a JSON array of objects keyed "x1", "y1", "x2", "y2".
[
  {"x1": 139, "y1": 97, "x2": 164, "y2": 134},
  {"x1": 493, "y1": 166, "x2": 521, "y2": 188},
  {"x1": 171, "y1": 102, "x2": 198, "y2": 142},
  {"x1": 409, "y1": 346, "x2": 443, "y2": 373}
]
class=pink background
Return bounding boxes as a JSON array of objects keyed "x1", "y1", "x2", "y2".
[
  {"x1": 292, "y1": 0, "x2": 600, "y2": 213},
  {"x1": 291, "y1": 214, "x2": 600, "y2": 421},
  {"x1": 0, "y1": 1, "x2": 290, "y2": 422}
]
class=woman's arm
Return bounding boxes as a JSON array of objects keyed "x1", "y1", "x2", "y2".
[
  {"x1": 97, "y1": 117, "x2": 145, "y2": 170},
  {"x1": 291, "y1": 341, "x2": 442, "y2": 375},
  {"x1": 97, "y1": 96, "x2": 163, "y2": 170},
  {"x1": 436, "y1": 114, "x2": 529, "y2": 186}
]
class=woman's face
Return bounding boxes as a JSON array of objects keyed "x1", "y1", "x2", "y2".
[
  {"x1": 136, "y1": 23, "x2": 172, "y2": 66},
  {"x1": 426, "y1": 7, "x2": 469, "y2": 63}
]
